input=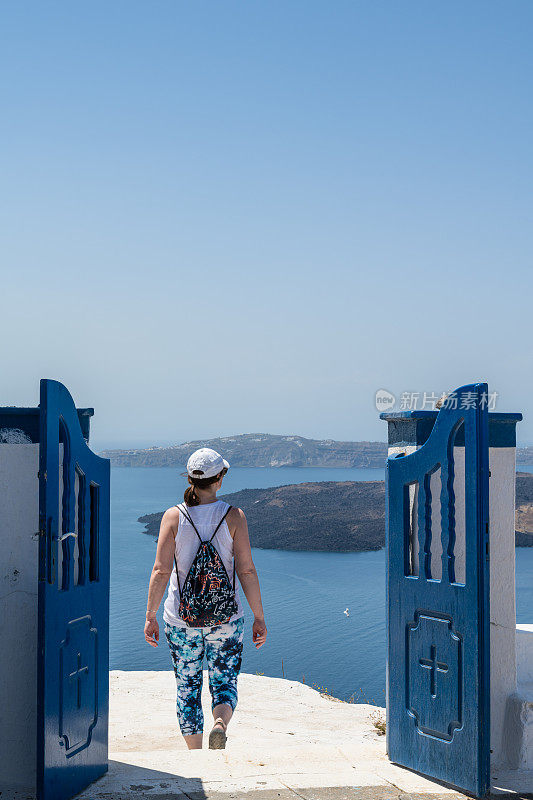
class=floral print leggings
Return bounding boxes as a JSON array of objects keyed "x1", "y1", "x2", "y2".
[{"x1": 164, "y1": 616, "x2": 244, "y2": 735}]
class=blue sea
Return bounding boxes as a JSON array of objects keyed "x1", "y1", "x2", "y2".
[{"x1": 110, "y1": 465, "x2": 533, "y2": 705}]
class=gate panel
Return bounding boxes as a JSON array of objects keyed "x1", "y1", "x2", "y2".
[
  {"x1": 386, "y1": 383, "x2": 490, "y2": 797},
  {"x1": 37, "y1": 380, "x2": 110, "y2": 800}
]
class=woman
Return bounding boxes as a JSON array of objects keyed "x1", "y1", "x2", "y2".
[{"x1": 144, "y1": 447, "x2": 267, "y2": 750}]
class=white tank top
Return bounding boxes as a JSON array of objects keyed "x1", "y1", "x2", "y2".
[{"x1": 163, "y1": 499, "x2": 243, "y2": 628}]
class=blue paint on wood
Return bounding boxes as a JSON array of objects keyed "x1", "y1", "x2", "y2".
[
  {"x1": 385, "y1": 383, "x2": 491, "y2": 798},
  {"x1": 381, "y1": 410, "x2": 522, "y2": 448},
  {"x1": 37, "y1": 380, "x2": 110, "y2": 800},
  {"x1": 0, "y1": 407, "x2": 94, "y2": 443}
]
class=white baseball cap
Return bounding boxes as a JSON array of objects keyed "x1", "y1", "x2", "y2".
[{"x1": 186, "y1": 448, "x2": 230, "y2": 480}]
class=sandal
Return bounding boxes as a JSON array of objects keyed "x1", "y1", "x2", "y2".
[{"x1": 209, "y1": 718, "x2": 227, "y2": 750}]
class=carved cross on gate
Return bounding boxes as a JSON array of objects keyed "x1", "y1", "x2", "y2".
[
  {"x1": 419, "y1": 644, "x2": 449, "y2": 697},
  {"x1": 69, "y1": 651, "x2": 89, "y2": 709}
]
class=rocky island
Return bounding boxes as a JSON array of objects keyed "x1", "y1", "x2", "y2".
[
  {"x1": 138, "y1": 473, "x2": 533, "y2": 552},
  {"x1": 517, "y1": 445, "x2": 533, "y2": 465},
  {"x1": 516, "y1": 471, "x2": 533, "y2": 546},
  {"x1": 103, "y1": 432, "x2": 533, "y2": 469},
  {"x1": 101, "y1": 433, "x2": 388, "y2": 467}
]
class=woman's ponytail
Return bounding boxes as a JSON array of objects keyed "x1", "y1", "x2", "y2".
[{"x1": 184, "y1": 484, "x2": 200, "y2": 507}]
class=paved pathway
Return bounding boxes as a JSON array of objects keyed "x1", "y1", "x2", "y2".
[{"x1": 69, "y1": 672, "x2": 530, "y2": 800}]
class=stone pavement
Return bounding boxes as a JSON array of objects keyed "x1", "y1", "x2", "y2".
[{"x1": 69, "y1": 672, "x2": 531, "y2": 800}]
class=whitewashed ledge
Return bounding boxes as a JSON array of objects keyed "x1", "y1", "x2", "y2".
[
  {"x1": 4, "y1": 671, "x2": 530, "y2": 800},
  {"x1": 70, "y1": 671, "x2": 528, "y2": 800}
]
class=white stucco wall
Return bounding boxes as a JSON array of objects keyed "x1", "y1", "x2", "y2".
[
  {"x1": 0, "y1": 443, "x2": 39, "y2": 792},
  {"x1": 488, "y1": 447, "x2": 518, "y2": 767},
  {"x1": 505, "y1": 624, "x2": 533, "y2": 770},
  {"x1": 516, "y1": 624, "x2": 533, "y2": 687}
]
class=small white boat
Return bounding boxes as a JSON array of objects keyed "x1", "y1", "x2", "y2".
[{"x1": 344, "y1": 608, "x2": 350, "y2": 617}]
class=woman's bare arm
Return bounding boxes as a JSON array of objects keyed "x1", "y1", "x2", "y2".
[
  {"x1": 230, "y1": 507, "x2": 267, "y2": 648},
  {"x1": 144, "y1": 507, "x2": 178, "y2": 647}
]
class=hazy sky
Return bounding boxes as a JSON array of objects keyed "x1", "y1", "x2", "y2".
[{"x1": 2, "y1": 1, "x2": 532, "y2": 450}]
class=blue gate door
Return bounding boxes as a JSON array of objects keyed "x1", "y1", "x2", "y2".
[
  {"x1": 37, "y1": 380, "x2": 110, "y2": 800},
  {"x1": 386, "y1": 383, "x2": 490, "y2": 798}
]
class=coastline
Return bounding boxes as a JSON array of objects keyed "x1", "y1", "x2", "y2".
[{"x1": 138, "y1": 475, "x2": 533, "y2": 552}]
